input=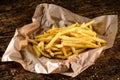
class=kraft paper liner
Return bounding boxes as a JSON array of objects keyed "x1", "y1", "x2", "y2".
[{"x1": 2, "y1": 3, "x2": 118, "y2": 77}]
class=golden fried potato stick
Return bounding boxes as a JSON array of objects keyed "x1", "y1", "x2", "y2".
[
  {"x1": 77, "y1": 29, "x2": 96, "y2": 37},
  {"x1": 55, "y1": 55, "x2": 66, "y2": 59},
  {"x1": 51, "y1": 47, "x2": 59, "y2": 51},
  {"x1": 74, "y1": 48, "x2": 86, "y2": 55},
  {"x1": 62, "y1": 47, "x2": 67, "y2": 56},
  {"x1": 35, "y1": 35, "x2": 53, "y2": 42},
  {"x1": 55, "y1": 52, "x2": 73, "y2": 59},
  {"x1": 53, "y1": 51, "x2": 63, "y2": 55},
  {"x1": 85, "y1": 20, "x2": 95, "y2": 26},
  {"x1": 62, "y1": 42, "x2": 99, "y2": 48},
  {"x1": 54, "y1": 44, "x2": 63, "y2": 48},
  {"x1": 89, "y1": 25, "x2": 93, "y2": 30},
  {"x1": 71, "y1": 47, "x2": 76, "y2": 54},
  {"x1": 92, "y1": 37, "x2": 106, "y2": 43},
  {"x1": 37, "y1": 41, "x2": 44, "y2": 50},
  {"x1": 28, "y1": 39, "x2": 38, "y2": 45},
  {"x1": 32, "y1": 45, "x2": 41, "y2": 57}
]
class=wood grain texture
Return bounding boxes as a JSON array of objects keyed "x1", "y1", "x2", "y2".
[{"x1": 0, "y1": 0, "x2": 120, "y2": 80}]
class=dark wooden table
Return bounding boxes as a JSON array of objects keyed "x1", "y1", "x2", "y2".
[{"x1": 0, "y1": 0, "x2": 120, "y2": 80}]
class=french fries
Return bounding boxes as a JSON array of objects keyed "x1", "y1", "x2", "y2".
[{"x1": 28, "y1": 20, "x2": 106, "y2": 59}]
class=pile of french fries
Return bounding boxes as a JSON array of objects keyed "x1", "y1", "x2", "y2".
[{"x1": 28, "y1": 21, "x2": 106, "y2": 59}]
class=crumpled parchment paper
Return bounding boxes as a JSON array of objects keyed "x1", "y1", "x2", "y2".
[{"x1": 2, "y1": 3, "x2": 118, "y2": 77}]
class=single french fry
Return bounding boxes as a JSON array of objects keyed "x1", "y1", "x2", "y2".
[
  {"x1": 75, "y1": 48, "x2": 86, "y2": 54},
  {"x1": 71, "y1": 47, "x2": 76, "y2": 54},
  {"x1": 41, "y1": 41, "x2": 44, "y2": 50},
  {"x1": 32, "y1": 45, "x2": 41, "y2": 57},
  {"x1": 77, "y1": 29, "x2": 96, "y2": 37},
  {"x1": 62, "y1": 47, "x2": 67, "y2": 56},
  {"x1": 62, "y1": 42, "x2": 85, "y2": 48},
  {"x1": 69, "y1": 32, "x2": 83, "y2": 38},
  {"x1": 28, "y1": 39, "x2": 38, "y2": 45},
  {"x1": 51, "y1": 47, "x2": 59, "y2": 51},
  {"x1": 35, "y1": 35, "x2": 53, "y2": 42},
  {"x1": 55, "y1": 55, "x2": 66, "y2": 59},
  {"x1": 80, "y1": 23, "x2": 86, "y2": 28},
  {"x1": 54, "y1": 51, "x2": 63, "y2": 55},
  {"x1": 35, "y1": 33, "x2": 50, "y2": 39},
  {"x1": 54, "y1": 44, "x2": 63, "y2": 48},
  {"x1": 38, "y1": 41, "x2": 44, "y2": 47},
  {"x1": 61, "y1": 27, "x2": 78, "y2": 35},
  {"x1": 62, "y1": 42, "x2": 99, "y2": 48},
  {"x1": 47, "y1": 27, "x2": 59, "y2": 33},
  {"x1": 92, "y1": 37, "x2": 106, "y2": 43},
  {"x1": 85, "y1": 20, "x2": 95, "y2": 26},
  {"x1": 60, "y1": 35, "x2": 88, "y2": 42}
]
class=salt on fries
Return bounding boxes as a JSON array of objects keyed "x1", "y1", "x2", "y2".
[{"x1": 28, "y1": 21, "x2": 106, "y2": 59}]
